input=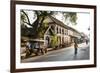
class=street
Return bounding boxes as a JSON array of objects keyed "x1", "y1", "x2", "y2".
[{"x1": 21, "y1": 43, "x2": 89, "y2": 63}]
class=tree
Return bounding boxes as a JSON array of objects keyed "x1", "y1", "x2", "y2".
[
  {"x1": 21, "y1": 10, "x2": 77, "y2": 38},
  {"x1": 21, "y1": 10, "x2": 56, "y2": 37},
  {"x1": 61, "y1": 12, "x2": 77, "y2": 25},
  {"x1": 50, "y1": 34, "x2": 58, "y2": 48}
]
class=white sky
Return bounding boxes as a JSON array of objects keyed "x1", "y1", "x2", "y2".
[{"x1": 68, "y1": 13, "x2": 90, "y2": 35}]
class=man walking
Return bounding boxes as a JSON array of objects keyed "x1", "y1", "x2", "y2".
[{"x1": 74, "y1": 39, "x2": 78, "y2": 55}]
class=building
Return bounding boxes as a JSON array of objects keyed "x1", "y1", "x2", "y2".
[
  {"x1": 21, "y1": 15, "x2": 81, "y2": 49},
  {"x1": 43, "y1": 16, "x2": 81, "y2": 48}
]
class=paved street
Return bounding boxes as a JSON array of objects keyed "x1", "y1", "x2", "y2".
[{"x1": 21, "y1": 43, "x2": 89, "y2": 63}]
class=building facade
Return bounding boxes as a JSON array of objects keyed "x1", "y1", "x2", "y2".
[
  {"x1": 21, "y1": 15, "x2": 82, "y2": 49},
  {"x1": 43, "y1": 16, "x2": 81, "y2": 48}
]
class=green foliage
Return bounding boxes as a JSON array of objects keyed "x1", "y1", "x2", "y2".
[
  {"x1": 50, "y1": 34, "x2": 58, "y2": 48},
  {"x1": 69, "y1": 13, "x2": 77, "y2": 25},
  {"x1": 21, "y1": 13, "x2": 26, "y2": 21},
  {"x1": 21, "y1": 11, "x2": 27, "y2": 27},
  {"x1": 21, "y1": 10, "x2": 27, "y2": 22},
  {"x1": 37, "y1": 23, "x2": 49, "y2": 38},
  {"x1": 62, "y1": 12, "x2": 77, "y2": 25}
]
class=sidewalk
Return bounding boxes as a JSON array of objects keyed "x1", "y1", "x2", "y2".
[
  {"x1": 21, "y1": 42, "x2": 89, "y2": 62},
  {"x1": 21, "y1": 42, "x2": 88, "y2": 60}
]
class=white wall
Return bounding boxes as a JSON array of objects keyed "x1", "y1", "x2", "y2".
[{"x1": 0, "y1": 0, "x2": 100, "y2": 73}]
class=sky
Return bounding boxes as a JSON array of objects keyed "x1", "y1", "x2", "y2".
[{"x1": 68, "y1": 13, "x2": 90, "y2": 35}]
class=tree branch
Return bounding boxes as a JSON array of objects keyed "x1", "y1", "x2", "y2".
[
  {"x1": 23, "y1": 21, "x2": 30, "y2": 25},
  {"x1": 21, "y1": 10, "x2": 31, "y2": 26}
]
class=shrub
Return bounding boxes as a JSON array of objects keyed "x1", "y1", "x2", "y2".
[{"x1": 50, "y1": 34, "x2": 58, "y2": 48}]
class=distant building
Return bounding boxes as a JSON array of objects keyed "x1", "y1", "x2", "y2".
[{"x1": 80, "y1": 32, "x2": 89, "y2": 43}]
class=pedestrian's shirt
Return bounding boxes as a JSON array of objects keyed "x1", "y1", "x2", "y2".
[{"x1": 74, "y1": 43, "x2": 78, "y2": 48}]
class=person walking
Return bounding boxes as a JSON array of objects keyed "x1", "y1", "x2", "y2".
[{"x1": 74, "y1": 39, "x2": 78, "y2": 55}]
